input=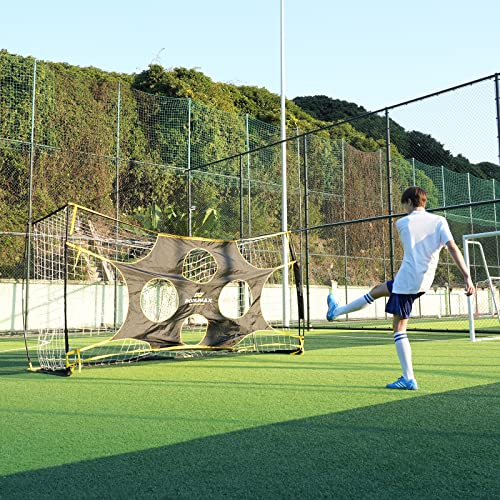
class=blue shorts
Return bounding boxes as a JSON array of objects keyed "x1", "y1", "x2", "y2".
[{"x1": 385, "y1": 280, "x2": 425, "y2": 319}]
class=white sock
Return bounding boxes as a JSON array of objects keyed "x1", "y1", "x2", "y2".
[
  {"x1": 394, "y1": 332, "x2": 414, "y2": 380},
  {"x1": 333, "y1": 293, "x2": 374, "y2": 318}
]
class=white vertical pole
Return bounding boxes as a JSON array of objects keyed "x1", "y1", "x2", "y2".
[
  {"x1": 464, "y1": 236, "x2": 475, "y2": 342},
  {"x1": 280, "y1": 0, "x2": 290, "y2": 326}
]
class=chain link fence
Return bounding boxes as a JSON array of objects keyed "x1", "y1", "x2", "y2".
[{"x1": 1, "y1": 51, "x2": 499, "y2": 335}]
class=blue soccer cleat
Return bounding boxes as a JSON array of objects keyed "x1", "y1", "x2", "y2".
[
  {"x1": 386, "y1": 376, "x2": 418, "y2": 390},
  {"x1": 326, "y1": 292, "x2": 338, "y2": 321}
]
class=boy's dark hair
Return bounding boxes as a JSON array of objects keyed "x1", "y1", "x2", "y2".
[{"x1": 401, "y1": 186, "x2": 427, "y2": 208}]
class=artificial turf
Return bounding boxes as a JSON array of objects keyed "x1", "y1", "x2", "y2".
[{"x1": 0, "y1": 331, "x2": 499, "y2": 499}]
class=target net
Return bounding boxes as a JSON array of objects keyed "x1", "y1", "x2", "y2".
[{"x1": 30, "y1": 204, "x2": 303, "y2": 374}]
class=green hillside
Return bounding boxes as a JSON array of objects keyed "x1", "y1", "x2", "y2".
[
  {"x1": 0, "y1": 52, "x2": 384, "y2": 235},
  {"x1": 132, "y1": 63, "x2": 381, "y2": 151},
  {"x1": 0, "y1": 51, "x2": 498, "y2": 284}
]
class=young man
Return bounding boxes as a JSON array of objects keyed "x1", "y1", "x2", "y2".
[{"x1": 327, "y1": 186, "x2": 475, "y2": 390}]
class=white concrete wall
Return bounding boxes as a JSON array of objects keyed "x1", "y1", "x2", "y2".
[
  {"x1": 0, "y1": 280, "x2": 495, "y2": 333},
  {"x1": 307, "y1": 283, "x2": 494, "y2": 321},
  {"x1": 0, "y1": 281, "x2": 128, "y2": 332}
]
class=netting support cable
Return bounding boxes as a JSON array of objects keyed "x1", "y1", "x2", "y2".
[
  {"x1": 291, "y1": 199, "x2": 500, "y2": 234},
  {"x1": 191, "y1": 74, "x2": 499, "y2": 175}
]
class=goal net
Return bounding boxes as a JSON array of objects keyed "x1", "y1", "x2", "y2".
[
  {"x1": 29, "y1": 204, "x2": 304, "y2": 374},
  {"x1": 464, "y1": 230, "x2": 500, "y2": 342}
]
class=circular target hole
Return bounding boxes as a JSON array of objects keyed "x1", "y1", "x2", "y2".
[
  {"x1": 182, "y1": 248, "x2": 218, "y2": 284},
  {"x1": 140, "y1": 278, "x2": 179, "y2": 322},
  {"x1": 219, "y1": 280, "x2": 253, "y2": 319}
]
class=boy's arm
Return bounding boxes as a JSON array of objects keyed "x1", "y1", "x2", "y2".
[{"x1": 445, "y1": 240, "x2": 475, "y2": 296}]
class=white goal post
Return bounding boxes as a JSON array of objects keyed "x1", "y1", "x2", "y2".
[{"x1": 463, "y1": 230, "x2": 500, "y2": 342}]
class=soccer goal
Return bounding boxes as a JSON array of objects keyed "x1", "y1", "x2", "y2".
[
  {"x1": 28, "y1": 203, "x2": 304, "y2": 374},
  {"x1": 463, "y1": 230, "x2": 500, "y2": 342}
]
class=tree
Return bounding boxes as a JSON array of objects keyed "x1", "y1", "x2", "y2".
[{"x1": 134, "y1": 202, "x2": 219, "y2": 237}]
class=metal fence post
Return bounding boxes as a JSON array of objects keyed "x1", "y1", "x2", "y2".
[
  {"x1": 115, "y1": 82, "x2": 121, "y2": 222},
  {"x1": 245, "y1": 114, "x2": 251, "y2": 237},
  {"x1": 24, "y1": 59, "x2": 37, "y2": 331},
  {"x1": 385, "y1": 109, "x2": 395, "y2": 279},
  {"x1": 239, "y1": 155, "x2": 244, "y2": 239},
  {"x1": 379, "y1": 148, "x2": 388, "y2": 284},
  {"x1": 467, "y1": 172, "x2": 477, "y2": 282},
  {"x1": 23, "y1": 58, "x2": 37, "y2": 364},
  {"x1": 113, "y1": 81, "x2": 121, "y2": 329},
  {"x1": 238, "y1": 153, "x2": 246, "y2": 318},
  {"x1": 341, "y1": 139, "x2": 348, "y2": 309},
  {"x1": 187, "y1": 98, "x2": 193, "y2": 236},
  {"x1": 495, "y1": 74, "x2": 500, "y2": 167},
  {"x1": 493, "y1": 179, "x2": 500, "y2": 272},
  {"x1": 302, "y1": 134, "x2": 310, "y2": 328},
  {"x1": 441, "y1": 164, "x2": 452, "y2": 303},
  {"x1": 467, "y1": 173, "x2": 474, "y2": 233},
  {"x1": 296, "y1": 127, "x2": 303, "y2": 269}
]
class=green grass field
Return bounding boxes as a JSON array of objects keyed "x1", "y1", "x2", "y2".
[{"x1": 0, "y1": 330, "x2": 499, "y2": 499}]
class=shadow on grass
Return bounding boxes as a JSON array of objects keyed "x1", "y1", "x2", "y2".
[
  {"x1": 1, "y1": 383, "x2": 499, "y2": 499},
  {"x1": 303, "y1": 330, "x2": 470, "y2": 351},
  {"x1": 304, "y1": 331, "x2": 392, "y2": 350},
  {"x1": 0, "y1": 330, "x2": 464, "y2": 376},
  {"x1": 0, "y1": 352, "x2": 33, "y2": 376}
]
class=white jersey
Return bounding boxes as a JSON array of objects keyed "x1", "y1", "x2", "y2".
[{"x1": 393, "y1": 209, "x2": 454, "y2": 294}]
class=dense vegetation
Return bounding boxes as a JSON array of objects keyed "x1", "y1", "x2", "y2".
[
  {"x1": 0, "y1": 50, "x2": 496, "y2": 286},
  {"x1": 132, "y1": 64, "x2": 383, "y2": 151},
  {"x1": 0, "y1": 51, "x2": 386, "y2": 237}
]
